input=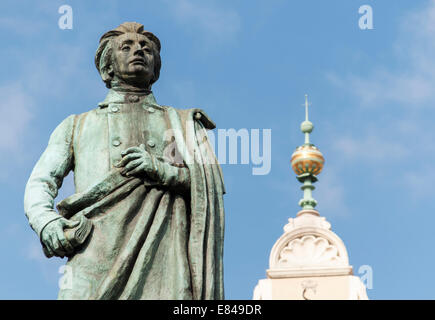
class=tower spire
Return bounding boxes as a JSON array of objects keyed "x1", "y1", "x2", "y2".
[
  {"x1": 301, "y1": 94, "x2": 314, "y2": 146},
  {"x1": 304, "y1": 94, "x2": 309, "y2": 121},
  {"x1": 291, "y1": 94, "x2": 325, "y2": 213}
]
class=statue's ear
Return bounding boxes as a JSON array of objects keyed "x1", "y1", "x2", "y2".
[{"x1": 101, "y1": 64, "x2": 114, "y2": 86}]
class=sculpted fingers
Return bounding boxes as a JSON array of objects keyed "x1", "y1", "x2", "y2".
[
  {"x1": 56, "y1": 227, "x2": 74, "y2": 254},
  {"x1": 116, "y1": 153, "x2": 141, "y2": 167},
  {"x1": 127, "y1": 163, "x2": 148, "y2": 176},
  {"x1": 118, "y1": 145, "x2": 153, "y2": 176},
  {"x1": 121, "y1": 146, "x2": 142, "y2": 156},
  {"x1": 41, "y1": 229, "x2": 51, "y2": 245},
  {"x1": 41, "y1": 233, "x2": 55, "y2": 257},
  {"x1": 44, "y1": 244, "x2": 55, "y2": 257},
  {"x1": 122, "y1": 158, "x2": 143, "y2": 173},
  {"x1": 50, "y1": 233, "x2": 66, "y2": 258}
]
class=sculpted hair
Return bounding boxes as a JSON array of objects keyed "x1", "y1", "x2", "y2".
[{"x1": 95, "y1": 22, "x2": 162, "y2": 89}]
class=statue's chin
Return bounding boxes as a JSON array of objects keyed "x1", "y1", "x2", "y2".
[
  {"x1": 128, "y1": 62, "x2": 151, "y2": 73},
  {"x1": 130, "y1": 64, "x2": 146, "y2": 71}
]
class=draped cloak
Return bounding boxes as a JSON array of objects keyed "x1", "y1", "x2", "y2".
[{"x1": 23, "y1": 90, "x2": 225, "y2": 299}]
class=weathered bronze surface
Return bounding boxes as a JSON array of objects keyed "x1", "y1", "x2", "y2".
[{"x1": 24, "y1": 22, "x2": 225, "y2": 300}]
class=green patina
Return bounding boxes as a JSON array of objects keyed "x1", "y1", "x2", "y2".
[
  {"x1": 296, "y1": 95, "x2": 321, "y2": 211},
  {"x1": 24, "y1": 22, "x2": 225, "y2": 300}
]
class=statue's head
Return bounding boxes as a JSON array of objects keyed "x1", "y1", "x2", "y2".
[{"x1": 95, "y1": 22, "x2": 161, "y2": 90}]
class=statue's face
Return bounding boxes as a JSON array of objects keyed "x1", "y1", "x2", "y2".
[{"x1": 111, "y1": 32, "x2": 155, "y2": 87}]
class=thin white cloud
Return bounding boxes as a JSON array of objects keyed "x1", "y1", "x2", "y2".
[
  {"x1": 167, "y1": 0, "x2": 241, "y2": 44},
  {"x1": 26, "y1": 241, "x2": 47, "y2": 264},
  {"x1": 327, "y1": 71, "x2": 433, "y2": 107},
  {"x1": 22, "y1": 44, "x2": 89, "y2": 99},
  {"x1": 0, "y1": 41, "x2": 89, "y2": 184},
  {"x1": 0, "y1": 84, "x2": 33, "y2": 151},
  {"x1": 329, "y1": 0, "x2": 435, "y2": 107},
  {"x1": 315, "y1": 167, "x2": 349, "y2": 217},
  {"x1": 24, "y1": 237, "x2": 67, "y2": 286},
  {"x1": 333, "y1": 134, "x2": 409, "y2": 162},
  {"x1": 0, "y1": 15, "x2": 48, "y2": 36},
  {"x1": 324, "y1": 2, "x2": 435, "y2": 173},
  {"x1": 402, "y1": 167, "x2": 435, "y2": 200}
]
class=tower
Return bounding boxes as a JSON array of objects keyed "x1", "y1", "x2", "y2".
[{"x1": 253, "y1": 95, "x2": 368, "y2": 300}]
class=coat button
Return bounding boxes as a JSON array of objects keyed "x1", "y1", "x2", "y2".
[
  {"x1": 111, "y1": 106, "x2": 119, "y2": 113},
  {"x1": 147, "y1": 140, "x2": 155, "y2": 148},
  {"x1": 112, "y1": 139, "x2": 121, "y2": 147},
  {"x1": 147, "y1": 107, "x2": 155, "y2": 113},
  {"x1": 128, "y1": 95, "x2": 139, "y2": 103}
]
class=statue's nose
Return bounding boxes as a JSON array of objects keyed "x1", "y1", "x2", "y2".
[{"x1": 133, "y1": 44, "x2": 144, "y2": 57}]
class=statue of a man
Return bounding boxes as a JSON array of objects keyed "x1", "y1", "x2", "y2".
[{"x1": 24, "y1": 22, "x2": 225, "y2": 300}]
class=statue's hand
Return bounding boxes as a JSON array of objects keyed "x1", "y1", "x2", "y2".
[
  {"x1": 41, "y1": 218, "x2": 79, "y2": 258},
  {"x1": 116, "y1": 144, "x2": 156, "y2": 179}
]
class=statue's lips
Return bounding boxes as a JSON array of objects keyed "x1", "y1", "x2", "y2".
[{"x1": 129, "y1": 58, "x2": 146, "y2": 66}]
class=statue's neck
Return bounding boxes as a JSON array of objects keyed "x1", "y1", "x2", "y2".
[{"x1": 110, "y1": 79, "x2": 152, "y2": 95}]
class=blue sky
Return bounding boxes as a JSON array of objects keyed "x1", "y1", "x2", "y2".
[{"x1": 1, "y1": 0, "x2": 435, "y2": 299}]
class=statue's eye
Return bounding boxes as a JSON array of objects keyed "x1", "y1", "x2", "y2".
[
  {"x1": 144, "y1": 47, "x2": 151, "y2": 53},
  {"x1": 122, "y1": 46, "x2": 130, "y2": 52}
]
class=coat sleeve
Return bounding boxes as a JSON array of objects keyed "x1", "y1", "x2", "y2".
[{"x1": 24, "y1": 115, "x2": 76, "y2": 238}]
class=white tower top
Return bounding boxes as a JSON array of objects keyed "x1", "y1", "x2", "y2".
[{"x1": 252, "y1": 95, "x2": 368, "y2": 300}]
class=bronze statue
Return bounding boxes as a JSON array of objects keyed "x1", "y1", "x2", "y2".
[{"x1": 24, "y1": 22, "x2": 225, "y2": 300}]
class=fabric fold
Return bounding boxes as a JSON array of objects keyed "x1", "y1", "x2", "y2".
[{"x1": 56, "y1": 106, "x2": 224, "y2": 300}]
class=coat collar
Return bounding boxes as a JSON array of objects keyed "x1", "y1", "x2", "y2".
[{"x1": 98, "y1": 89, "x2": 158, "y2": 108}]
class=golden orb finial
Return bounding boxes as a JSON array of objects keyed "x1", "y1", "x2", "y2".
[
  {"x1": 291, "y1": 145, "x2": 324, "y2": 176},
  {"x1": 290, "y1": 95, "x2": 325, "y2": 177}
]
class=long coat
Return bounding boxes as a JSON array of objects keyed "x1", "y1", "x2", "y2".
[{"x1": 24, "y1": 89, "x2": 225, "y2": 299}]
